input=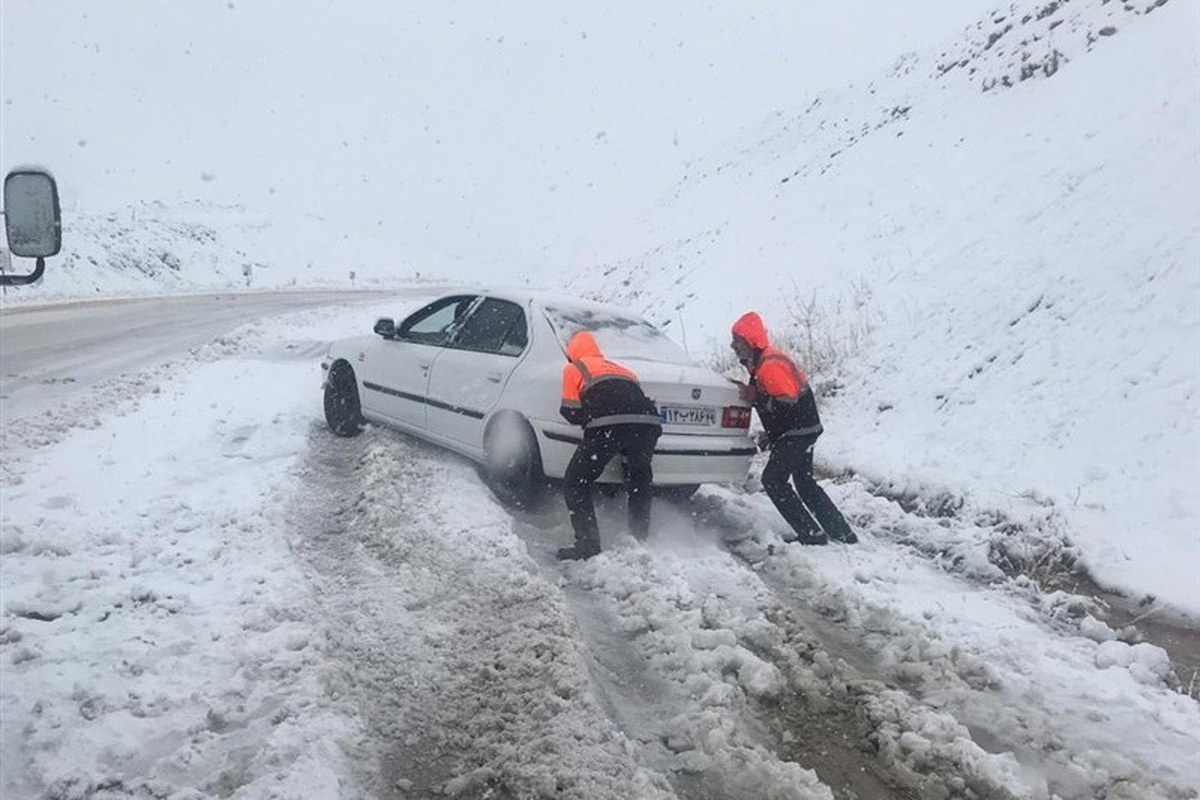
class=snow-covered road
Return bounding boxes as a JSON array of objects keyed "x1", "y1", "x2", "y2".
[
  {"x1": 2, "y1": 297, "x2": 1197, "y2": 799},
  {"x1": 0, "y1": 292, "x2": 391, "y2": 420}
]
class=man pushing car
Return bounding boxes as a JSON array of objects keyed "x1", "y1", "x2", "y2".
[
  {"x1": 557, "y1": 331, "x2": 662, "y2": 560},
  {"x1": 730, "y1": 311, "x2": 857, "y2": 546}
]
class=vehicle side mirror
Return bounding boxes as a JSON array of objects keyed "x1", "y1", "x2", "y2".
[
  {"x1": 2, "y1": 168, "x2": 61, "y2": 286},
  {"x1": 374, "y1": 318, "x2": 396, "y2": 339}
]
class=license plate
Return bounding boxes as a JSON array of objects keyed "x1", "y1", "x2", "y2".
[{"x1": 660, "y1": 405, "x2": 716, "y2": 426}]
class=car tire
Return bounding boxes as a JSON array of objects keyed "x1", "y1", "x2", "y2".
[
  {"x1": 324, "y1": 361, "x2": 364, "y2": 437},
  {"x1": 656, "y1": 484, "x2": 700, "y2": 502},
  {"x1": 483, "y1": 413, "x2": 545, "y2": 508}
]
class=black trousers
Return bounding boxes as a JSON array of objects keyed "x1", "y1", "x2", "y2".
[
  {"x1": 563, "y1": 424, "x2": 661, "y2": 549},
  {"x1": 760, "y1": 434, "x2": 854, "y2": 542}
]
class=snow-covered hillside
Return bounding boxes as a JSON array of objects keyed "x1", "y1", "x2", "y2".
[
  {"x1": 565, "y1": 0, "x2": 1199, "y2": 615},
  {"x1": 0, "y1": 201, "x2": 463, "y2": 301},
  {"x1": 37, "y1": 202, "x2": 273, "y2": 297}
]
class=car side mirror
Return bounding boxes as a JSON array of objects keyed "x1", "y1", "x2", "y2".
[
  {"x1": 2, "y1": 168, "x2": 62, "y2": 286},
  {"x1": 374, "y1": 318, "x2": 396, "y2": 339}
]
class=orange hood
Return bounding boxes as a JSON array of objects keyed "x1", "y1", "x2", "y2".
[
  {"x1": 731, "y1": 311, "x2": 769, "y2": 349},
  {"x1": 566, "y1": 330, "x2": 603, "y2": 361}
]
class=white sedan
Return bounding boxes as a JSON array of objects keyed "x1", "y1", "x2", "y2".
[{"x1": 321, "y1": 289, "x2": 755, "y2": 502}]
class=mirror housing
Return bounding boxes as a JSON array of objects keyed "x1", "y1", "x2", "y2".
[
  {"x1": 374, "y1": 318, "x2": 396, "y2": 339},
  {"x1": 2, "y1": 168, "x2": 62, "y2": 286}
]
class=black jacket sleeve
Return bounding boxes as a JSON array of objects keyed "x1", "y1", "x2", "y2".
[{"x1": 560, "y1": 404, "x2": 586, "y2": 426}]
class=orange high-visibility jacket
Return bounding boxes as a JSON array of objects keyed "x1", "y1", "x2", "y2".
[
  {"x1": 731, "y1": 311, "x2": 823, "y2": 441},
  {"x1": 561, "y1": 331, "x2": 661, "y2": 429}
]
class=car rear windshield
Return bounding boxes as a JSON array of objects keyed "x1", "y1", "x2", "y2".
[{"x1": 542, "y1": 304, "x2": 693, "y2": 364}]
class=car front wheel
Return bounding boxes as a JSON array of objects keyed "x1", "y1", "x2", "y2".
[{"x1": 324, "y1": 361, "x2": 364, "y2": 437}]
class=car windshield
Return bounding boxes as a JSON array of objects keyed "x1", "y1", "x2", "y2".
[{"x1": 542, "y1": 303, "x2": 693, "y2": 365}]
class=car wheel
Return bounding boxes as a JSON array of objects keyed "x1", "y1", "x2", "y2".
[
  {"x1": 483, "y1": 413, "x2": 544, "y2": 508},
  {"x1": 656, "y1": 484, "x2": 700, "y2": 502},
  {"x1": 324, "y1": 361, "x2": 364, "y2": 437}
]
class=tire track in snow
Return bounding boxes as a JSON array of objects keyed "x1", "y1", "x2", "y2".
[
  {"x1": 295, "y1": 423, "x2": 1196, "y2": 798},
  {"x1": 300, "y1": 425, "x2": 838, "y2": 799},
  {"x1": 292, "y1": 426, "x2": 676, "y2": 800},
  {"x1": 666, "y1": 495, "x2": 1028, "y2": 799},
  {"x1": 513, "y1": 511, "x2": 836, "y2": 800},
  {"x1": 525, "y1": 496, "x2": 1018, "y2": 800},
  {"x1": 684, "y1": 487, "x2": 1199, "y2": 799}
]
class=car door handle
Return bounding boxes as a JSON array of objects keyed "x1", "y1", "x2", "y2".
[
  {"x1": 419, "y1": 361, "x2": 431, "y2": 372},
  {"x1": 485, "y1": 372, "x2": 503, "y2": 383}
]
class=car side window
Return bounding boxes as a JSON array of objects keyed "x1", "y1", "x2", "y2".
[
  {"x1": 451, "y1": 298, "x2": 527, "y2": 356},
  {"x1": 398, "y1": 295, "x2": 478, "y2": 345}
]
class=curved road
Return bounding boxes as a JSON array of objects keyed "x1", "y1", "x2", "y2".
[{"x1": 0, "y1": 291, "x2": 395, "y2": 420}]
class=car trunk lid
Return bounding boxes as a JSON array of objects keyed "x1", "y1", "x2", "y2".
[{"x1": 621, "y1": 358, "x2": 749, "y2": 435}]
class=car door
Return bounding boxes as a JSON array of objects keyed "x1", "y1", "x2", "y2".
[
  {"x1": 358, "y1": 294, "x2": 479, "y2": 431},
  {"x1": 424, "y1": 297, "x2": 529, "y2": 453}
]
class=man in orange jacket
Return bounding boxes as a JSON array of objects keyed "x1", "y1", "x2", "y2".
[
  {"x1": 558, "y1": 331, "x2": 663, "y2": 560},
  {"x1": 731, "y1": 311, "x2": 857, "y2": 545}
]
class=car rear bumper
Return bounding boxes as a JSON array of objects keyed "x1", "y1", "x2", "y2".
[{"x1": 536, "y1": 425, "x2": 755, "y2": 486}]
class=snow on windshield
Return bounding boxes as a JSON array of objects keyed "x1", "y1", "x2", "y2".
[{"x1": 542, "y1": 303, "x2": 693, "y2": 365}]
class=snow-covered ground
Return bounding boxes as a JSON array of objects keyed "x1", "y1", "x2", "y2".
[
  {"x1": 2, "y1": 0, "x2": 1198, "y2": 797},
  {"x1": 3, "y1": 299, "x2": 1197, "y2": 798}
]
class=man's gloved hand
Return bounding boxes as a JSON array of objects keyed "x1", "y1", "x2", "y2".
[
  {"x1": 737, "y1": 381, "x2": 758, "y2": 403},
  {"x1": 756, "y1": 431, "x2": 771, "y2": 452}
]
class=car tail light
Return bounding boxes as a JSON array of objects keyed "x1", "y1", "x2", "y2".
[{"x1": 722, "y1": 406, "x2": 752, "y2": 428}]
